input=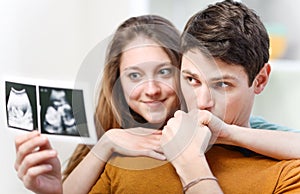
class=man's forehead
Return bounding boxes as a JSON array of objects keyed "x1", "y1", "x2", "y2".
[
  {"x1": 182, "y1": 50, "x2": 248, "y2": 83},
  {"x1": 182, "y1": 49, "x2": 221, "y2": 77}
]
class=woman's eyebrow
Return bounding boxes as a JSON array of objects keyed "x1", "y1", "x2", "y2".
[
  {"x1": 123, "y1": 66, "x2": 141, "y2": 71},
  {"x1": 124, "y1": 61, "x2": 172, "y2": 71}
]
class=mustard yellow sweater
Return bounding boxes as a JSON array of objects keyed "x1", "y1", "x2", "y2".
[
  {"x1": 89, "y1": 145, "x2": 300, "y2": 194},
  {"x1": 89, "y1": 155, "x2": 182, "y2": 194}
]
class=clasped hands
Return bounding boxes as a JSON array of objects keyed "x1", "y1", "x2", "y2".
[{"x1": 92, "y1": 109, "x2": 228, "y2": 163}]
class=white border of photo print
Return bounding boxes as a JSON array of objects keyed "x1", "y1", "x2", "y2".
[{"x1": 3, "y1": 76, "x2": 97, "y2": 145}]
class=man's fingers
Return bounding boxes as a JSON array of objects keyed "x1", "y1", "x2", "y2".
[
  {"x1": 197, "y1": 110, "x2": 212, "y2": 125},
  {"x1": 162, "y1": 116, "x2": 199, "y2": 161},
  {"x1": 174, "y1": 110, "x2": 185, "y2": 118},
  {"x1": 198, "y1": 125, "x2": 213, "y2": 153}
]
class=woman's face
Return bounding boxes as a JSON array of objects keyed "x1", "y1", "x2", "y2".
[{"x1": 119, "y1": 38, "x2": 179, "y2": 124}]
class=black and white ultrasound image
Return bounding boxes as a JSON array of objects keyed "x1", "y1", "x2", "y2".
[
  {"x1": 39, "y1": 86, "x2": 89, "y2": 137},
  {"x1": 5, "y1": 81, "x2": 38, "y2": 131}
]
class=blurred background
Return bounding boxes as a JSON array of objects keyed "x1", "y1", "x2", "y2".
[{"x1": 1, "y1": 0, "x2": 299, "y2": 193}]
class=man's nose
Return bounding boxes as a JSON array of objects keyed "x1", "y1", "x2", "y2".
[{"x1": 196, "y1": 85, "x2": 214, "y2": 110}]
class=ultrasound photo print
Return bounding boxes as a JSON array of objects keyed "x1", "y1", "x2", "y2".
[
  {"x1": 39, "y1": 86, "x2": 89, "y2": 137},
  {"x1": 5, "y1": 81, "x2": 38, "y2": 131}
]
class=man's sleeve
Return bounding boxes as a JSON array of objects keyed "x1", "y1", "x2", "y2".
[{"x1": 275, "y1": 160, "x2": 300, "y2": 193}]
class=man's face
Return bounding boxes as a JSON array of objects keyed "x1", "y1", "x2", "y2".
[{"x1": 180, "y1": 49, "x2": 256, "y2": 127}]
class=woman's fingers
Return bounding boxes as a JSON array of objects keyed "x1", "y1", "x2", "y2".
[
  {"x1": 15, "y1": 135, "x2": 50, "y2": 171},
  {"x1": 154, "y1": 145, "x2": 163, "y2": 153},
  {"x1": 14, "y1": 132, "x2": 62, "y2": 194},
  {"x1": 17, "y1": 149, "x2": 57, "y2": 180},
  {"x1": 145, "y1": 150, "x2": 166, "y2": 160},
  {"x1": 22, "y1": 164, "x2": 53, "y2": 188},
  {"x1": 15, "y1": 131, "x2": 39, "y2": 151},
  {"x1": 126, "y1": 127, "x2": 162, "y2": 136},
  {"x1": 100, "y1": 128, "x2": 166, "y2": 159}
]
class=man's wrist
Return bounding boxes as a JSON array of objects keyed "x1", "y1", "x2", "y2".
[{"x1": 173, "y1": 155, "x2": 214, "y2": 186}]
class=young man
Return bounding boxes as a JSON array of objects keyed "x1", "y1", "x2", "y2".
[{"x1": 161, "y1": 0, "x2": 300, "y2": 193}]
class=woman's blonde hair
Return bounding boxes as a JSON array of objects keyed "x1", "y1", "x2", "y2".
[{"x1": 63, "y1": 15, "x2": 182, "y2": 181}]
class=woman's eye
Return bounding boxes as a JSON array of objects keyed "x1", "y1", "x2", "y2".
[
  {"x1": 128, "y1": 72, "x2": 141, "y2": 80},
  {"x1": 159, "y1": 68, "x2": 172, "y2": 76}
]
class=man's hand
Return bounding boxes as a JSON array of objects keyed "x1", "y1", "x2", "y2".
[
  {"x1": 161, "y1": 110, "x2": 212, "y2": 162},
  {"x1": 194, "y1": 109, "x2": 231, "y2": 144}
]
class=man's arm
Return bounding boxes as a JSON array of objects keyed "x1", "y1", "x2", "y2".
[
  {"x1": 199, "y1": 110, "x2": 300, "y2": 160},
  {"x1": 161, "y1": 110, "x2": 223, "y2": 193}
]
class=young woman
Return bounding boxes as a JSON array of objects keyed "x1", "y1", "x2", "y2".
[{"x1": 15, "y1": 15, "x2": 183, "y2": 194}]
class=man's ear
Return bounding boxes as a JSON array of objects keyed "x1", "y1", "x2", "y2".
[{"x1": 253, "y1": 63, "x2": 271, "y2": 94}]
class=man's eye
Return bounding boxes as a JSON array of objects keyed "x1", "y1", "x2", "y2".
[
  {"x1": 185, "y1": 76, "x2": 200, "y2": 85},
  {"x1": 215, "y1": 82, "x2": 230, "y2": 88}
]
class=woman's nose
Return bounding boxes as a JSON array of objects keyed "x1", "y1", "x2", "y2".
[{"x1": 145, "y1": 80, "x2": 161, "y2": 97}]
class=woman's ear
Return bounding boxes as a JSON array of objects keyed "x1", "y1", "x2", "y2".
[{"x1": 253, "y1": 63, "x2": 271, "y2": 94}]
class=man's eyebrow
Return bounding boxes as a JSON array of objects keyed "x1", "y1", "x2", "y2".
[
  {"x1": 210, "y1": 75, "x2": 239, "y2": 82},
  {"x1": 181, "y1": 70, "x2": 200, "y2": 79},
  {"x1": 182, "y1": 69, "x2": 239, "y2": 82}
]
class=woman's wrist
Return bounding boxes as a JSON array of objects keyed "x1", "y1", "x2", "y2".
[{"x1": 91, "y1": 134, "x2": 114, "y2": 162}]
